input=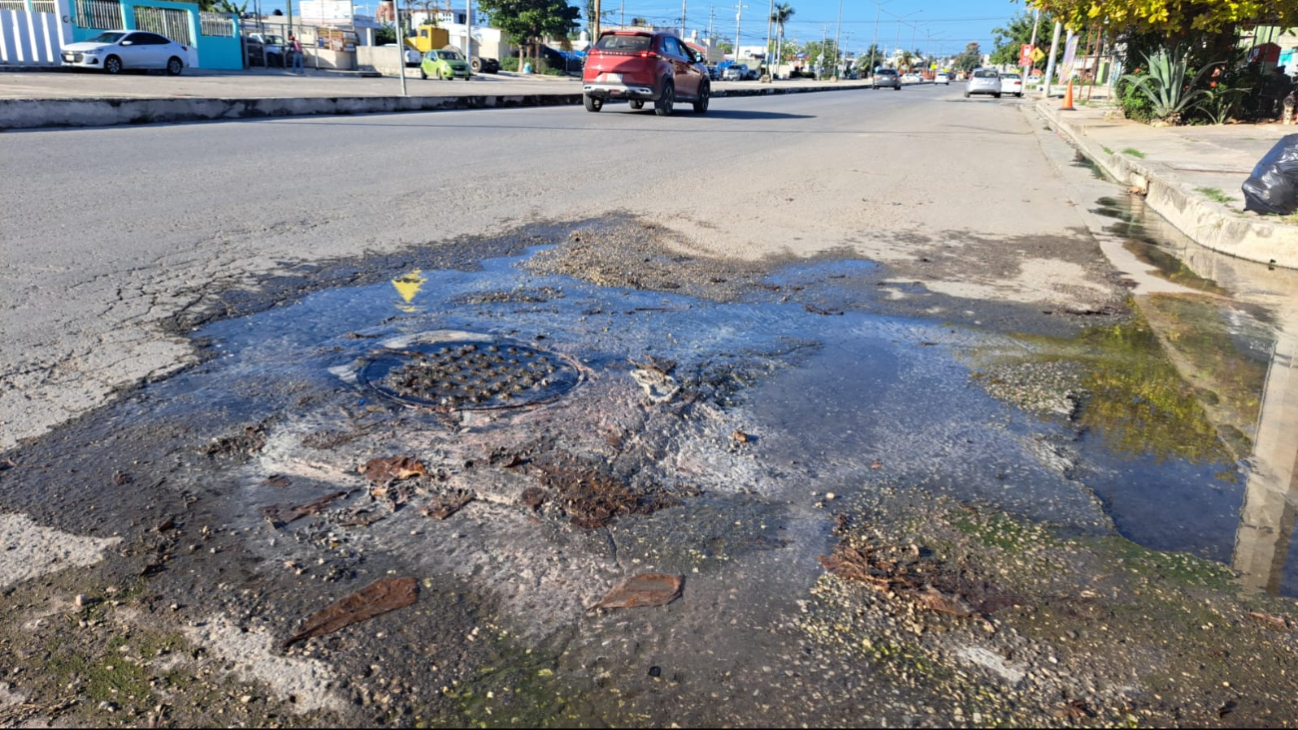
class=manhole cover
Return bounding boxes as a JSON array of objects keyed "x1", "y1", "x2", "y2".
[{"x1": 358, "y1": 338, "x2": 581, "y2": 410}]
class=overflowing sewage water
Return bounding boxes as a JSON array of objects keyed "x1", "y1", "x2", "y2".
[{"x1": 2, "y1": 192, "x2": 1297, "y2": 723}]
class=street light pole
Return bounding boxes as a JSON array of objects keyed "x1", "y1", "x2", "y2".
[
  {"x1": 464, "y1": 0, "x2": 471, "y2": 79},
  {"x1": 762, "y1": 0, "x2": 773, "y2": 81},
  {"x1": 394, "y1": 0, "x2": 407, "y2": 95},
  {"x1": 733, "y1": 3, "x2": 746, "y2": 62},
  {"x1": 832, "y1": 0, "x2": 843, "y2": 80}
]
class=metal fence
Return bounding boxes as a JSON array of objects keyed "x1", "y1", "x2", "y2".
[
  {"x1": 199, "y1": 11, "x2": 234, "y2": 37},
  {"x1": 133, "y1": 5, "x2": 192, "y2": 46},
  {"x1": 0, "y1": 1, "x2": 28, "y2": 11},
  {"x1": 31, "y1": 0, "x2": 56, "y2": 12},
  {"x1": 74, "y1": 0, "x2": 122, "y2": 30}
]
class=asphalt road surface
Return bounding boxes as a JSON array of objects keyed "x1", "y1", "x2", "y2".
[{"x1": 2, "y1": 86, "x2": 1102, "y2": 450}]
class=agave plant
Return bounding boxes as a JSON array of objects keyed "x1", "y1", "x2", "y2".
[
  {"x1": 1195, "y1": 82, "x2": 1247, "y2": 124},
  {"x1": 1120, "y1": 47, "x2": 1216, "y2": 125}
]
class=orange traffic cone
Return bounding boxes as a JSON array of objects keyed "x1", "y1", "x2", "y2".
[{"x1": 1061, "y1": 79, "x2": 1075, "y2": 110}]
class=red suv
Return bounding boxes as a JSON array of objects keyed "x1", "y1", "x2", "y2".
[{"x1": 582, "y1": 31, "x2": 711, "y2": 115}]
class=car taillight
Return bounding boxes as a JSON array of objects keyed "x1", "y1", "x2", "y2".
[{"x1": 637, "y1": 51, "x2": 658, "y2": 59}]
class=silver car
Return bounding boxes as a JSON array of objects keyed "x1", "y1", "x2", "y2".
[
  {"x1": 964, "y1": 68, "x2": 1001, "y2": 99},
  {"x1": 61, "y1": 30, "x2": 187, "y2": 75}
]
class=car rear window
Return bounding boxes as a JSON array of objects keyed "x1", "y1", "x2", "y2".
[
  {"x1": 974, "y1": 70, "x2": 998, "y2": 78},
  {"x1": 596, "y1": 34, "x2": 652, "y2": 52},
  {"x1": 1003, "y1": 73, "x2": 1021, "y2": 79},
  {"x1": 878, "y1": 69, "x2": 897, "y2": 75}
]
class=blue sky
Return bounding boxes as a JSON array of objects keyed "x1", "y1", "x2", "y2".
[{"x1": 253, "y1": 0, "x2": 1029, "y2": 58}]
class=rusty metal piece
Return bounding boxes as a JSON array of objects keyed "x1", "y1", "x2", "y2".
[
  {"x1": 594, "y1": 573, "x2": 684, "y2": 610},
  {"x1": 283, "y1": 577, "x2": 418, "y2": 648}
]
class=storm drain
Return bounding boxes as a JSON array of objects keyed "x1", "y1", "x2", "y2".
[{"x1": 358, "y1": 337, "x2": 581, "y2": 410}]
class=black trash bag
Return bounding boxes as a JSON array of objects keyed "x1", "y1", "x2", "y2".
[{"x1": 1243, "y1": 134, "x2": 1298, "y2": 215}]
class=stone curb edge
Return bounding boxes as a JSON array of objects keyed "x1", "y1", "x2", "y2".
[
  {"x1": 1035, "y1": 100, "x2": 1298, "y2": 271},
  {"x1": 0, "y1": 82, "x2": 866, "y2": 130}
]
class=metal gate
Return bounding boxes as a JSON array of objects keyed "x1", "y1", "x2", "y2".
[{"x1": 132, "y1": 5, "x2": 192, "y2": 46}]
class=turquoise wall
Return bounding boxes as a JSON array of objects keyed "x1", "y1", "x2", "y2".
[{"x1": 70, "y1": 0, "x2": 242, "y2": 69}]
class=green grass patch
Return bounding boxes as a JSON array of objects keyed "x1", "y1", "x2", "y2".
[
  {"x1": 1101, "y1": 145, "x2": 1114, "y2": 155},
  {"x1": 1122, "y1": 147, "x2": 1146, "y2": 158},
  {"x1": 1195, "y1": 187, "x2": 1235, "y2": 204}
]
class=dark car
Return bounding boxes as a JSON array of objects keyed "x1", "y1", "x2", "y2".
[
  {"x1": 582, "y1": 30, "x2": 710, "y2": 115},
  {"x1": 473, "y1": 56, "x2": 500, "y2": 73},
  {"x1": 539, "y1": 44, "x2": 582, "y2": 75},
  {"x1": 872, "y1": 68, "x2": 901, "y2": 90}
]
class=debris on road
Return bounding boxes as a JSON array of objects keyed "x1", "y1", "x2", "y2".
[
  {"x1": 202, "y1": 424, "x2": 268, "y2": 457},
  {"x1": 263, "y1": 474, "x2": 292, "y2": 488},
  {"x1": 420, "y1": 489, "x2": 474, "y2": 520},
  {"x1": 261, "y1": 491, "x2": 349, "y2": 527},
  {"x1": 594, "y1": 573, "x2": 684, "y2": 609},
  {"x1": 360, "y1": 456, "x2": 429, "y2": 485},
  {"x1": 283, "y1": 577, "x2": 419, "y2": 648}
]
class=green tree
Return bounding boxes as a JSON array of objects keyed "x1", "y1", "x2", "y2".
[
  {"x1": 896, "y1": 49, "x2": 913, "y2": 72},
  {"x1": 771, "y1": 3, "x2": 795, "y2": 68},
  {"x1": 1028, "y1": 0, "x2": 1298, "y2": 38},
  {"x1": 953, "y1": 41, "x2": 981, "y2": 73},
  {"x1": 801, "y1": 40, "x2": 840, "y2": 77},
  {"x1": 476, "y1": 0, "x2": 581, "y2": 68},
  {"x1": 991, "y1": 10, "x2": 1052, "y2": 68},
  {"x1": 857, "y1": 42, "x2": 883, "y2": 72}
]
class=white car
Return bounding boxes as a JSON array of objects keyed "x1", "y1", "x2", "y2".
[
  {"x1": 61, "y1": 30, "x2": 188, "y2": 75},
  {"x1": 964, "y1": 68, "x2": 1002, "y2": 98},
  {"x1": 901, "y1": 73, "x2": 922, "y2": 84},
  {"x1": 1000, "y1": 72, "x2": 1023, "y2": 97},
  {"x1": 381, "y1": 43, "x2": 422, "y2": 66},
  {"x1": 934, "y1": 73, "x2": 949, "y2": 85}
]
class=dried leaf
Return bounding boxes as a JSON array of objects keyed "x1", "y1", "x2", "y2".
[
  {"x1": 263, "y1": 474, "x2": 292, "y2": 488},
  {"x1": 594, "y1": 573, "x2": 684, "y2": 610},
  {"x1": 359, "y1": 456, "x2": 429, "y2": 485},
  {"x1": 521, "y1": 487, "x2": 547, "y2": 511},
  {"x1": 283, "y1": 577, "x2": 418, "y2": 648}
]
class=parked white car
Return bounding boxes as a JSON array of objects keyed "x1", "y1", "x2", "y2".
[
  {"x1": 964, "y1": 68, "x2": 1002, "y2": 98},
  {"x1": 1000, "y1": 72, "x2": 1024, "y2": 97},
  {"x1": 934, "y1": 72, "x2": 950, "y2": 85},
  {"x1": 61, "y1": 30, "x2": 187, "y2": 75},
  {"x1": 901, "y1": 73, "x2": 922, "y2": 84}
]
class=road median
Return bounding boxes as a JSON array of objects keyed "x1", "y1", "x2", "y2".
[{"x1": 0, "y1": 80, "x2": 867, "y2": 130}]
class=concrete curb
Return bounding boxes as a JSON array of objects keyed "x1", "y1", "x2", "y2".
[
  {"x1": 0, "y1": 82, "x2": 867, "y2": 130},
  {"x1": 1036, "y1": 100, "x2": 1298, "y2": 270}
]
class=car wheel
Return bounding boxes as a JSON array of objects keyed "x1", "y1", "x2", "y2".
[
  {"x1": 166, "y1": 56, "x2": 183, "y2": 76},
  {"x1": 104, "y1": 55, "x2": 122, "y2": 74},
  {"x1": 630, "y1": 100, "x2": 645, "y2": 110},
  {"x1": 471, "y1": 57, "x2": 482, "y2": 73},
  {"x1": 894, "y1": 85, "x2": 900, "y2": 90},
  {"x1": 655, "y1": 81, "x2": 675, "y2": 116},
  {"x1": 583, "y1": 94, "x2": 603, "y2": 112},
  {"x1": 693, "y1": 81, "x2": 710, "y2": 114},
  {"x1": 994, "y1": 93, "x2": 1002, "y2": 98},
  {"x1": 1017, "y1": 92, "x2": 1023, "y2": 98}
]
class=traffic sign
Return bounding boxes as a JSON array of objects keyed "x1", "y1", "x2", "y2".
[{"x1": 1019, "y1": 44, "x2": 1033, "y2": 67}]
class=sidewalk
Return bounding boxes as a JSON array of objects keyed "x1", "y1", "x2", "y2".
[
  {"x1": 0, "y1": 69, "x2": 873, "y2": 129},
  {"x1": 1036, "y1": 97, "x2": 1298, "y2": 269}
]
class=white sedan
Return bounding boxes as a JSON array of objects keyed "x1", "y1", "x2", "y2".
[
  {"x1": 901, "y1": 73, "x2": 922, "y2": 84},
  {"x1": 1001, "y1": 72, "x2": 1024, "y2": 97},
  {"x1": 61, "y1": 30, "x2": 187, "y2": 75},
  {"x1": 934, "y1": 73, "x2": 949, "y2": 85}
]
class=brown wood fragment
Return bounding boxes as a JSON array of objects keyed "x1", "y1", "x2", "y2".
[{"x1": 283, "y1": 577, "x2": 418, "y2": 648}]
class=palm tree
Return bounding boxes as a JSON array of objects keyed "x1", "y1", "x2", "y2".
[
  {"x1": 771, "y1": 3, "x2": 794, "y2": 70},
  {"x1": 897, "y1": 50, "x2": 914, "y2": 72}
]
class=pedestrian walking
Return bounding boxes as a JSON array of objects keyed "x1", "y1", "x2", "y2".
[{"x1": 290, "y1": 34, "x2": 304, "y2": 73}]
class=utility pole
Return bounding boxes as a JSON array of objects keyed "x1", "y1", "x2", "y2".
[
  {"x1": 463, "y1": 0, "x2": 471, "y2": 78},
  {"x1": 819, "y1": 23, "x2": 826, "y2": 78},
  {"x1": 593, "y1": 0, "x2": 600, "y2": 38},
  {"x1": 681, "y1": 0, "x2": 687, "y2": 37},
  {"x1": 832, "y1": 0, "x2": 843, "y2": 79},
  {"x1": 870, "y1": 3, "x2": 883, "y2": 73},
  {"x1": 1043, "y1": 19, "x2": 1061, "y2": 97},
  {"x1": 708, "y1": 5, "x2": 714, "y2": 40},
  {"x1": 733, "y1": 3, "x2": 746, "y2": 62},
  {"x1": 394, "y1": 0, "x2": 407, "y2": 95},
  {"x1": 762, "y1": 0, "x2": 773, "y2": 81},
  {"x1": 621, "y1": 0, "x2": 625, "y2": 28}
]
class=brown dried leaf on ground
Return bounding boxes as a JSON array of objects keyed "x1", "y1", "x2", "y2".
[
  {"x1": 818, "y1": 544, "x2": 901, "y2": 591},
  {"x1": 360, "y1": 456, "x2": 429, "y2": 484},
  {"x1": 202, "y1": 424, "x2": 268, "y2": 457},
  {"x1": 913, "y1": 585, "x2": 978, "y2": 618},
  {"x1": 421, "y1": 489, "x2": 475, "y2": 520},
  {"x1": 521, "y1": 486, "x2": 548, "y2": 511},
  {"x1": 283, "y1": 576, "x2": 419, "y2": 648},
  {"x1": 261, "y1": 491, "x2": 349, "y2": 526},
  {"x1": 1247, "y1": 610, "x2": 1291, "y2": 630},
  {"x1": 594, "y1": 573, "x2": 684, "y2": 609}
]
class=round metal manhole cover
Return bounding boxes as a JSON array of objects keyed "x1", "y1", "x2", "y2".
[{"x1": 358, "y1": 339, "x2": 581, "y2": 410}]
